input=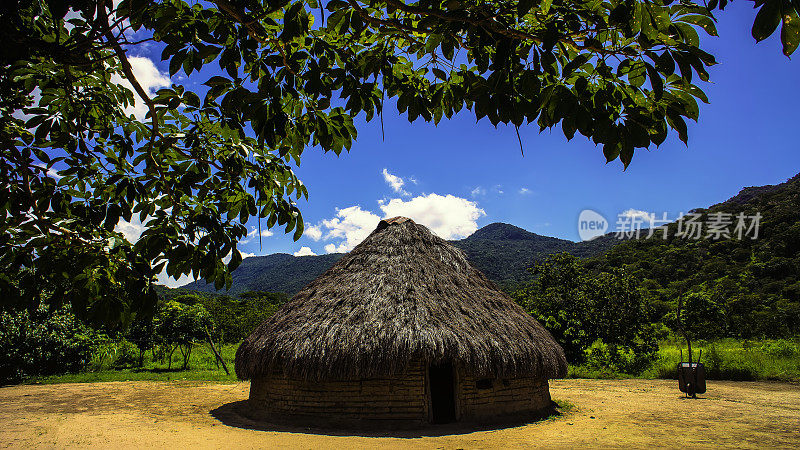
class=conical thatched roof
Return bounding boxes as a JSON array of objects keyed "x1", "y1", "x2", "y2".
[{"x1": 235, "y1": 217, "x2": 567, "y2": 381}]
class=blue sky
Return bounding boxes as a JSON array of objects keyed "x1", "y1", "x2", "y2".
[{"x1": 114, "y1": 5, "x2": 800, "y2": 285}]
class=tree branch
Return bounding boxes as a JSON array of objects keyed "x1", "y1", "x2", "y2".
[{"x1": 99, "y1": 2, "x2": 159, "y2": 149}]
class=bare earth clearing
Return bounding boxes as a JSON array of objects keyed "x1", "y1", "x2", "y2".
[{"x1": 1, "y1": 379, "x2": 798, "y2": 449}]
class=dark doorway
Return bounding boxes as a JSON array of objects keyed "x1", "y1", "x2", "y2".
[{"x1": 429, "y1": 361, "x2": 456, "y2": 424}]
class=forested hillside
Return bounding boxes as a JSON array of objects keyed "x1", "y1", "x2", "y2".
[
  {"x1": 183, "y1": 253, "x2": 343, "y2": 296},
  {"x1": 585, "y1": 174, "x2": 800, "y2": 338},
  {"x1": 452, "y1": 223, "x2": 619, "y2": 288}
]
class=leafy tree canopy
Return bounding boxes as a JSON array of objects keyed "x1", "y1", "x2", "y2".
[
  {"x1": 1, "y1": 0, "x2": 796, "y2": 326},
  {"x1": 514, "y1": 253, "x2": 657, "y2": 369}
]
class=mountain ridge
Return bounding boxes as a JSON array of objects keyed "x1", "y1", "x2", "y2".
[{"x1": 181, "y1": 221, "x2": 620, "y2": 296}]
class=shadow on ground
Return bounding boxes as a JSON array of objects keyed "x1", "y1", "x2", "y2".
[{"x1": 209, "y1": 400, "x2": 563, "y2": 438}]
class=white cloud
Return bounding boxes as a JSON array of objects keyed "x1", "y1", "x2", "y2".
[
  {"x1": 305, "y1": 225, "x2": 323, "y2": 241},
  {"x1": 620, "y1": 209, "x2": 654, "y2": 224},
  {"x1": 111, "y1": 56, "x2": 171, "y2": 120},
  {"x1": 115, "y1": 215, "x2": 145, "y2": 243},
  {"x1": 241, "y1": 226, "x2": 274, "y2": 244},
  {"x1": 493, "y1": 184, "x2": 505, "y2": 195},
  {"x1": 379, "y1": 193, "x2": 485, "y2": 240},
  {"x1": 471, "y1": 186, "x2": 486, "y2": 197},
  {"x1": 34, "y1": 163, "x2": 62, "y2": 180},
  {"x1": 222, "y1": 249, "x2": 257, "y2": 264},
  {"x1": 519, "y1": 187, "x2": 533, "y2": 195},
  {"x1": 311, "y1": 192, "x2": 485, "y2": 254},
  {"x1": 293, "y1": 246, "x2": 317, "y2": 257},
  {"x1": 319, "y1": 206, "x2": 381, "y2": 253},
  {"x1": 157, "y1": 271, "x2": 195, "y2": 288},
  {"x1": 382, "y1": 168, "x2": 410, "y2": 196},
  {"x1": 408, "y1": 176, "x2": 419, "y2": 185}
]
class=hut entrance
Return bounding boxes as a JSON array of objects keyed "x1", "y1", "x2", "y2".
[{"x1": 429, "y1": 362, "x2": 456, "y2": 424}]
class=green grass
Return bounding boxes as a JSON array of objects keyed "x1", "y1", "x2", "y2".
[
  {"x1": 22, "y1": 339, "x2": 800, "y2": 385},
  {"x1": 26, "y1": 343, "x2": 240, "y2": 384},
  {"x1": 569, "y1": 338, "x2": 800, "y2": 382},
  {"x1": 642, "y1": 338, "x2": 800, "y2": 382},
  {"x1": 552, "y1": 399, "x2": 576, "y2": 413}
]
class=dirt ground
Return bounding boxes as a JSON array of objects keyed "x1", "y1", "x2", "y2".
[{"x1": 1, "y1": 378, "x2": 798, "y2": 449}]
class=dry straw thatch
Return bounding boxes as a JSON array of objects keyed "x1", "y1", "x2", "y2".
[{"x1": 235, "y1": 217, "x2": 567, "y2": 381}]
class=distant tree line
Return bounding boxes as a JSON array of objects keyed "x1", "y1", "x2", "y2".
[{"x1": 516, "y1": 245, "x2": 800, "y2": 375}]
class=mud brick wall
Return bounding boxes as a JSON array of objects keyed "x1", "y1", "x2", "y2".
[
  {"x1": 248, "y1": 360, "x2": 428, "y2": 423},
  {"x1": 456, "y1": 371, "x2": 551, "y2": 420},
  {"x1": 248, "y1": 360, "x2": 553, "y2": 424}
]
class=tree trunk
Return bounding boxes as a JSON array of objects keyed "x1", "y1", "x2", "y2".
[
  {"x1": 205, "y1": 327, "x2": 230, "y2": 375},
  {"x1": 168, "y1": 345, "x2": 177, "y2": 369},
  {"x1": 182, "y1": 344, "x2": 192, "y2": 369}
]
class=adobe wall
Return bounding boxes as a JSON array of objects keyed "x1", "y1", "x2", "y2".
[
  {"x1": 247, "y1": 359, "x2": 553, "y2": 426},
  {"x1": 247, "y1": 360, "x2": 427, "y2": 426},
  {"x1": 456, "y1": 369, "x2": 552, "y2": 420}
]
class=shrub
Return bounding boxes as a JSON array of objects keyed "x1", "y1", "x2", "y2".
[
  {"x1": 584, "y1": 339, "x2": 658, "y2": 375},
  {"x1": 0, "y1": 306, "x2": 101, "y2": 384},
  {"x1": 112, "y1": 339, "x2": 140, "y2": 368}
]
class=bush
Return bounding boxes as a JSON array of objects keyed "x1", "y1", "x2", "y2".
[
  {"x1": 584, "y1": 339, "x2": 658, "y2": 375},
  {"x1": 112, "y1": 339, "x2": 140, "y2": 368},
  {"x1": 0, "y1": 306, "x2": 101, "y2": 384}
]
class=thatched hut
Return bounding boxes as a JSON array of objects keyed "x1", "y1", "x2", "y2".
[{"x1": 235, "y1": 217, "x2": 567, "y2": 427}]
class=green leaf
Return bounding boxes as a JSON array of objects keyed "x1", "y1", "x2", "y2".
[
  {"x1": 541, "y1": 0, "x2": 553, "y2": 15},
  {"x1": 655, "y1": 51, "x2": 675, "y2": 75},
  {"x1": 679, "y1": 14, "x2": 718, "y2": 37},
  {"x1": 622, "y1": 60, "x2": 647, "y2": 87},
  {"x1": 293, "y1": 219, "x2": 304, "y2": 241},
  {"x1": 169, "y1": 51, "x2": 184, "y2": 77},
  {"x1": 645, "y1": 62, "x2": 663, "y2": 99},
  {"x1": 620, "y1": 142, "x2": 634, "y2": 169},
  {"x1": 647, "y1": 4, "x2": 671, "y2": 32},
  {"x1": 228, "y1": 249, "x2": 242, "y2": 271},
  {"x1": 676, "y1": 23, "x2": 700, "y2": 47},
  {"x1": 563, "y1": 53, "x2": 591, "y2": 77},
  {"x1": 203, "y1": 76, "x2": 230, "y2": 87},
  {"x1": 603, "y1": 142, "x2": 620, "y2": 163},
  {"x1": 752, "y1": 0, "x2": 783, "y2": 42},
  {"x1": 666, "y1": 109, "x2": 689, "y2": 144},
  {"x1": 781, "y1": 9, "x2": 800, "y2": 56},
  {"x1": 432, "y1": 67, "x2": 447, "y2": 80},
  {"x1": 631, "y1": 3, "x2": 643, "y2": 35}
]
